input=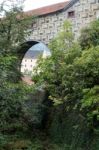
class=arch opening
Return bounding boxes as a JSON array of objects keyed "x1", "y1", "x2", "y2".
[{"x1": 20, "y1": 41, "x2": 51, "y2": 77}]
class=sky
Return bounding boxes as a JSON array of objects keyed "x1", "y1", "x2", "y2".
[
  {"x1": 0, "y1": 0, "x2": 68, "y2": 11},
  {"x1": 24, "y1": 0, "x2": 68, "y2": 11}
]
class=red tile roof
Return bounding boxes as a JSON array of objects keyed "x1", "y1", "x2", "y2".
[{"x1": 24, "y1": 1, "x2": 69, "y2": 16}]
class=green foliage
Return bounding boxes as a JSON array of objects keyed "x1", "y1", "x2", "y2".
[
  {"x1": 33, "y1": 21, "x2": 81, "y2": 106},
  {"x1": 0, "y1": 2, "x2": 99, "y2": 148},
  {"x1": 79, "y1": 19, "x2": 99, "y2": 49},
  {"x1": 33, "y1": 20, "x2": 99, "y2": 149},
  {"x1": 0, "y1": 56, "x2": 21, "y2": 82},
  {"x1": 22, "y1": 89, "x2": 49, "y2": 129},
  {"x1": 0, "y1": 0, "x2": 33, "y2": 55},
  {"x1": 0, "y1": 1, "x2": 38, "y2": 148},
  {"x1": 33, "y1": 21, "x2": 99, "y2": 125},
  {"x1": 0, "y1": 133, "x2": 43, "y2": 150},
  {"x1": 73, "y1": 46, "x2": 99, "y2": 128},
  {"x1": 0, "y1": 81, "x2": 31, "y2": 132},
  {"x1": 81, "y1": 86, "x2": 99, "y2": 127}
]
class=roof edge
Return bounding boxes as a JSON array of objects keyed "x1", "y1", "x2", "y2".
[
  {"x1": 24, "y1": 1, "x2": 69, "y2": 17},
  {"x1": 64, "y1": 0, "x2": 78, "y2": 11},
  {"x1": 37, "y1": 9, "x2": 64, "y2": 17}
]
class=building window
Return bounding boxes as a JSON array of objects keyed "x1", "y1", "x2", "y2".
[
  {"x1": 68, "y1": 11, "x2": 75, "y2": 18},
  {"x1": 25, "y1": 60, "x2": 27, "y2": 62},
  {"x1": 25, "y1": 65, "x2": 26, "y2": 67},
  {"x1": 31, "y1": 60, "x2": 32, "y2": 62}
]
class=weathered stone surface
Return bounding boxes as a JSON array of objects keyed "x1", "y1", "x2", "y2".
[{"x1": 29, "y1": 0, "x2": 99, "y2": 45}]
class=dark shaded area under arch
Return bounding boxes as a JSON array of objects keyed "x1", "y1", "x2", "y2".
[{"x1": 17, "y1": 40, "x2": 39, "y2": 61}]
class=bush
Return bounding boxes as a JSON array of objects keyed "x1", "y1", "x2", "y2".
[{"x1": 79, "y1": 19, "x2": 99, "y2": 49}]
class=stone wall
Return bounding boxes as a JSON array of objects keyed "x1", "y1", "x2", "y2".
[
  {"x1": 29, "y1": 12, "x2": 65, "y2": 44},
  {"x1": 65, "y1": 0, "x2": 99, "y2": 38},
  {"x1": 29, "y1": 0, "x2": 99, "y2": 45}
]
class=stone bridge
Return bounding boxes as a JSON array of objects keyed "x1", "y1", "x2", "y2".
[
  {"x1": 18, "y1": 0, "x2": 99, "y2": 65},
  {"x1": 18, "y1": 0, "x2": 99, "y2": 83},
  {"x1": 25, "y1": 0, "x2": 99, "y2": 45}
]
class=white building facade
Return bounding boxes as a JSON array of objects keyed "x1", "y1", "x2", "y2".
[{"x1": 21, "y1": 42, "x2": 51, "y2": 75}]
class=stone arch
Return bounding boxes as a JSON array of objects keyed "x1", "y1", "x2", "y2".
[
  {"x1": 17, "y1": 40, "x2": 39, "y2": 62},
  {"x1": 18, "y1": 40, "x2": 50, "y2": 78},
  {"x1": 18, "y1": 40, "x2": 50, "y2": 61}
]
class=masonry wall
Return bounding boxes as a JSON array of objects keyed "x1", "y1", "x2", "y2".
[
  {"x1": 29, "y1": 12, "x2": 65, "y2": 44},
  {"x1": 66, "y1": 0, "x2": 99, "y2": 38},
  {"x1": 29, "y1": 0, "x2": 99, "y2": 45}
]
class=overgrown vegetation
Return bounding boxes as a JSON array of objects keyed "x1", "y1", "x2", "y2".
[
  {"x1": 0, "y1": 1, "x2": 38, "y2": 149},
  {"x1": 0, "y1": 0, "x2": 99, "y2": 149},
  {"x1": 33, "y1": 20, "x2": 99, "y2": 149}
]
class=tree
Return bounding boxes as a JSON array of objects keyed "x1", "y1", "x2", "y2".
[
  {"x1": 79, "y1": 19, "x2": 99, "y2": 49},
  {"x1": 32, "y1": 21, "x2": 81, "y2": 106},
  {"x1": 32, "y1": 20, "x2": 99, "y2": 149},
  {"x1": 0, "y1": 0, "x2": 33, "y2": 134},
  {"x1": 0, "y1": 0, "x2": 33, "y2": 55}
]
